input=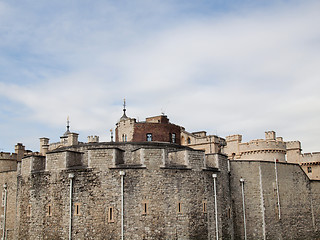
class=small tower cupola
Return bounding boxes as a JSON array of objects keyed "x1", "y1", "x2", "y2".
[
  {"x1": 63, "y1": 116, "x2": 71, "y2": 137},
  {"x1": 120, "y1": 98, "x2": 129, "y2": 120}
]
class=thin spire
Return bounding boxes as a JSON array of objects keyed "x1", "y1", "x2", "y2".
[
  {"x1": 120, "y1": 98, "x2": 128, "y2": 120},
  {"x1": 67, "y1": 116, "x2": 70, "y2": 132},
  {"x1": 63, "y1": 116, "x2": 71, "y2": 136}
]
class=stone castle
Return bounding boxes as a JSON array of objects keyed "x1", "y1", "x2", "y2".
[{"x1": 0, "y1": 104, "x2": 320, "y2": 239}]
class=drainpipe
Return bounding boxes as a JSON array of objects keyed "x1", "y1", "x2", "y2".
[
  {"x1": 274, "y1": 159, "x2": 281, "y2": 220},
  {"x1": 212, "y1": 174, "x2": 219, "y2": 240},
  {"x1": 240, "y1": 178, "x2": 247, "y2": 240},
  {"x1": 120, "y1": 171, "x2": 126, "y2": 240},
  {"x1": 68, "y1": 173, "x2": 74, "y2": 240},
  {"x1": 2, "y1": 183, "x2": 7, "y2": 240}
]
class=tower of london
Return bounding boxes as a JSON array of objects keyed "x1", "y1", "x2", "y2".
[{"x1": 0, "y1": 105, "x2": 320, "y2": 239}]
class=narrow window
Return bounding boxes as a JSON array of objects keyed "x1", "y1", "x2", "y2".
[
  {"x1": 146, "y1": 133, "x2": 152, "y2": 142},
  {"x1": 74, "y1": 203, "x2": 81, "y2": 216},
  {"x1": 142, "y1": 201, "x2": 148, "y2": 215},
  {"x1": 47, "y1": 204, "x2": 52, "y2": 216},
  {"x1": 227, "y1": 207, "x2": 231, "y2": 219},
  {"x1": 203, "y1": 201, "x2": 207, "y2": 213},
  {"x1": 177, "y1": 202, "x2": 182, "y2": 213},
  {"x1": 27, "y1": 205, "x2": 32, "y2": 217},
  {"x1": 187, "y1": 137, "x2": 191, "y2": 144},
  {"x1": 308, "y1": 166, "x2": 312, "y2": 173},
  {"x1": 108, "y1": 207, "x2": 114, "y2": 223},
  {"x1": 1, "y1": 192, "x2": 5, "y2": 207},
  {"x1": 171, "y1": 133, "x2": 176, "y2": 143}
]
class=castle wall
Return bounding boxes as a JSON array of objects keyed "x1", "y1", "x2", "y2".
[
  {"x1": 230, "y1": 160, "x2": 318, "y2": 240},
  {"x1": 301, "y1": 152, "x2": 320, "y2": 180},
  {"x1": 16, "y1": 143, "x2": 233, "y2": 240},
  {"x1": 0, "y1": 152, "x2": 18, "y2": 171},
  {"x1": 0, "y1": 171, "x2": 18, "y2": 240}
]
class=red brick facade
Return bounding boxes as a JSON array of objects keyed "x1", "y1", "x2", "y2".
[{"x1": 132, "y1": 122, "x2": 181, "y2": 144}]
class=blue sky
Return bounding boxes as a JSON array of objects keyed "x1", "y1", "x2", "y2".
[{"x1": 0, "y1": 0, "x2": 320, "y2": 153}]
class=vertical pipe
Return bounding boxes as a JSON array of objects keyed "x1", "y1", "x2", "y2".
[
  {"x1": 120, "y1": 171, "x2": 126, "y2": 240},
  {"x1": 2, "y1": 183, "x2": 7, "y2": 240},
  {"x1": 68, "y1": 173, "x2": 74, "y2": 240},
  {"x1": 274, "y1": 159, "x2": 281, "y2": 219},
  {"x1": 240, "y1": 178, "x2": 247, "y2": 240},
  {"x1": 212, "y1": 174, "x2": 219, "y2": 240}
]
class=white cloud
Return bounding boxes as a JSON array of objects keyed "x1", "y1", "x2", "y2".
[{"x1": 0, "y1": 0, "x2": 320, "y2": 152}]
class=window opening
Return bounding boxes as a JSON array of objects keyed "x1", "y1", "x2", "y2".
[
  {"x1": 146, "y1": 133, "x2": 152, "y2": 142},
  {"x1": 187, "y1": 137, "x2": 191, "y2": 144},
  {"x1": 177, "y1": 202, "x2": 182, "y2": 213},
  {"x1": 203, "y1": 201, "x2": 207, "y2": 213},
  {"x1": 308, "y1": 166, "x2": 312, "y2": 173},
  {"x1": 74, "y1": 203, "x2": 81, "y2": 216},
  {"x1": 1, "y1": 192, "x2": 4, "y2": 207},
  {"x1": 27, "y1": 205, "x2": 31, "y2": 217},
  {"x1": 171, "y1": 133, "x2": 176, "y2": 143},
  {"x1": 47, "y1": 204, "x2": 52, "y2": 216},
  {"x1": 108, "y1": 207, "x2": 114, "y2": 223},
  {"x1": 142, "y1": 201, "x2": 148, "y2": 215}
]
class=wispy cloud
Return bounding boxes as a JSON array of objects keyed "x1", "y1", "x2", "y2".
[{"x1": 0, "y1": 0, "x2": 319, "y2": 152}]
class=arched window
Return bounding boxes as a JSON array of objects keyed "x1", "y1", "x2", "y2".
[{"x1": 187, "y1": 137, "x2": 191, "y2": 144}]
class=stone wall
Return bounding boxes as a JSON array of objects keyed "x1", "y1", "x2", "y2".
[
  {"x1": 230, "y1": 160, "x2": 319, "y2": 239},
  {"x1": 16, "y1": 142, "x2": 232, "y2": 240},
  {"x1": 0, "y1": 170, "x2": 18, "y2": 239}
]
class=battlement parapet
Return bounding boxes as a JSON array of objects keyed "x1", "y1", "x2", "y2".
[
  {"x1": 88, "y1": 135, "x2": 99, "y2": 143},
  {"x1": 0, "y1": 152, "x2": 17, "y2": 161},
  {"x1": 19, "y1": 142, "x2": 217, "y2": 174},
  {"x1": 286, "y1": 141, "x2": 301, "y2": 150},
  {"x1": 0, "y1": 152, "x2": 18, "y2": 172},
  {"x1": 301, "y1": 152, "x2": 320, "y2": 162},
  {"x1": 239, "y1": 140, "x2": 286, "y2": 153},
  {"x1": 226, "y1": 134, "x2": 242, "y2": 142}
]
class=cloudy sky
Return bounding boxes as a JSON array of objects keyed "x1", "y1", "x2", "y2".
[{"x1": 0, "y1": 0, "x2": 319, "y2": 153}]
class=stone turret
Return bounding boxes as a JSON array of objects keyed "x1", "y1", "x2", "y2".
[
  {"x1": 40, "y1": 137, "x2": 50, "y2": 155},
  {"x1": 286, "y1": 141, "x2": 302, "y2": 163}
]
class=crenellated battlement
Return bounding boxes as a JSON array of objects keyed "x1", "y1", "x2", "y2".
[
  {"x1": 226, "y1": 134, "x2": 242, "y2": 142},
  {"x1": 88, "y1": 135, "x2": 100, "y2": 143},
  {"x1": 286, "y1": 141, "x2": 302, "y2": 150},
  {"x1": 0, "y1": 152, "x2": 18, "y2": 160},
  {"x1": 19, "y1": 142, "x2": 223, "y2": 174},
  {"x1": 301, "y1": 152, "x2": 320, "y2": 163},
  {"x1": 239, "y1": 139, "x2": 286, "y2": 153},
  {"x1": 225, "y1": 131, "x2": 287, "y2": 162}
]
